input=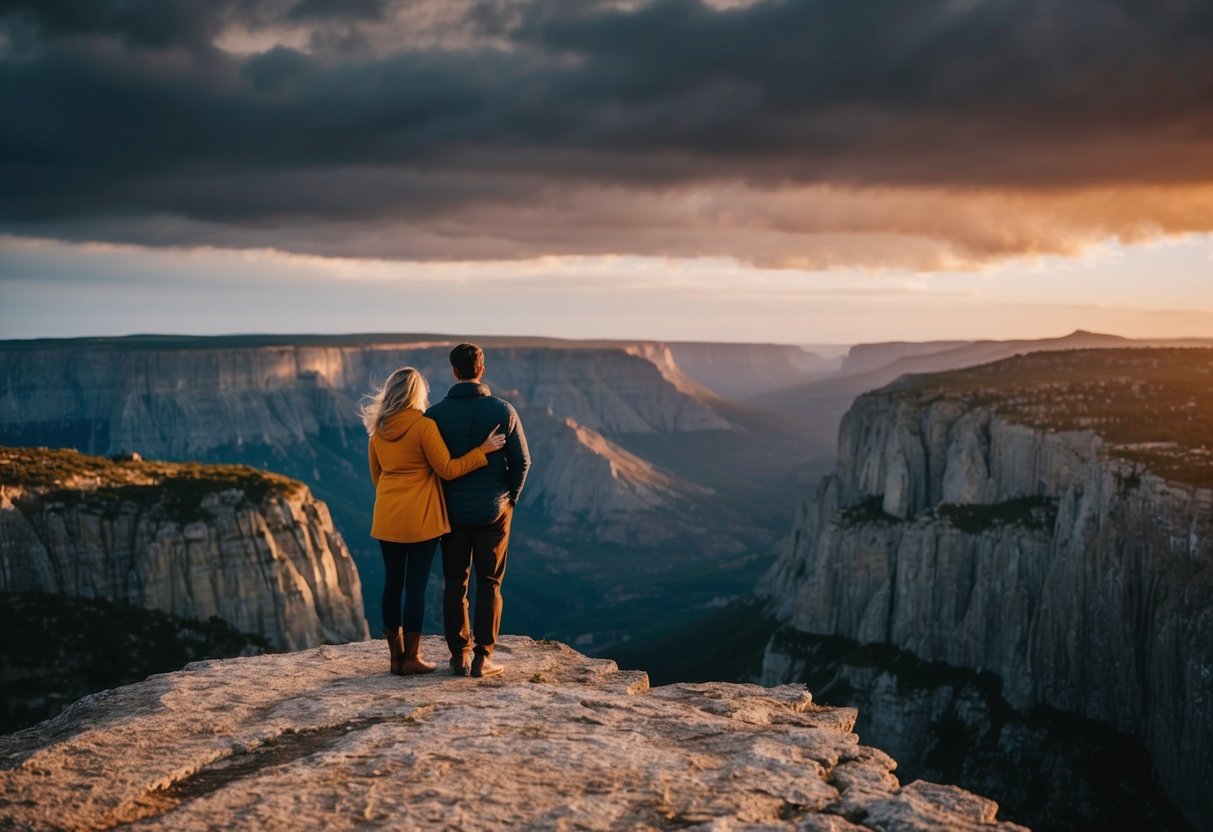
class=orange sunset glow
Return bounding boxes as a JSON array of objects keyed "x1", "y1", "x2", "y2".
[
  {"x1": 1, "y1": 0, "x2": 1211, "y2": 340},
  {"x1": 2, "y1": 3, "x2": 1213, "y2": 831}
]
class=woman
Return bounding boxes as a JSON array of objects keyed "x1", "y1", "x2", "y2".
[{"x1": 361, "y1": 367, "x2": 505, "y2": 675}]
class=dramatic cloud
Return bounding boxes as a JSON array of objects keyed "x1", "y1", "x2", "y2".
[{"x1": 2, "y1": 0, "x2": 1212, "y2": 267}]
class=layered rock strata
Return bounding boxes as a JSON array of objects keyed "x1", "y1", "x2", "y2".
[
  {"x1": 0, "y1": 637, "x2": 1024, "y2": 831},
  {"x1": 0, "y1": 337, "x2": 736, "y2": 554},
  {"x1": 0, "y1": 339, "x2": 729, "y2": 461},
  {"x1": 518, "y1": 408, "x2": 711, "y2": 544},
  {"x1": 759, "y1": 355, "x2": 1213, "y2": 828},
  {"x1": 0, "y1": 448, "x2": 368, "y2": 651}
]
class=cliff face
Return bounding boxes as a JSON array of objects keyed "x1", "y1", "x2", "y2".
[
  {"x1": 0, "y1": 636, "x2": 1024, "y2": 831},
  {"x1": 0, "y1": 338, "x2": 735, "y2": 542},
  {"x1": 759, "y1": 350, "x2": 1213, "y2": 829},
  {"x1": 757, "y1": 630, "x2": 1191, "y2": 831},
  {"x1": 0, "y1": 340, "x2": 729, "y2": 460},
  {"x1": 0, "y1": 448, "x2": 368, "y2": 651},
  {"x1": 519, "y1": 408, "x2": 710, "y2": 544}
]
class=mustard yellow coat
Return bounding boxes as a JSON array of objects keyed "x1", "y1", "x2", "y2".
[{"x1": 368, "y1": 409, "x2": 487, "y2": 543}]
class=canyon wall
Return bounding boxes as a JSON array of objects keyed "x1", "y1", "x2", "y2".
[
  {"x1": 0, "y1": 335, "x2": 812, "y2": 649},
  {"x1": 0, "y1": 449, "x2": 369, "y2": 651},
  {"x1": 0, "y1": 340, "x2": 729, "y2": 458},
  {"x1": 759, "y1": 379, "x2": 1213, "y2": 828},
  {"x1": 0, "y1": 339, "x2": 731, "y2": 533}
]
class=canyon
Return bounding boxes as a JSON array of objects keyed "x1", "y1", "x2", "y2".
[
  {"x1": 0, "y1": 334, "x2": 819, "y2": 650},
  {"x1": 6, "y1": 333, "x2": 1212, "y2": 829},
  {"x1": 758, "y1": 349, "x2": 1213, "y2": 830}
]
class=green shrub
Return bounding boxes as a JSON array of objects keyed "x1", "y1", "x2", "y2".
[
  {"x1": 936, "y1": 497, "x2": 1058, "y2": 534},
  {"x1": 838, "y1": 496, "x2": 902, "y2": 526}
]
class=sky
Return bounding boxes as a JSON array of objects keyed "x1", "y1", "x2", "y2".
[{"x1": 2, "y1": 0, "x2": 1212, "y2": 344}]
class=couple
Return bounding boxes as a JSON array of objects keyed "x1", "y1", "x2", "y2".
[{"x1": 361, "y1": 343, "x2": 530, "y2": 679}]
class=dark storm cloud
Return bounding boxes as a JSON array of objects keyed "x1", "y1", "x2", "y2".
[
  {"x1": 0, "y1": 0, "x2": 261, "y2": 50},
  {"x1": 2, "y1": 0, "x2": 1212, "y2": 265},
  {"x1": 288, "y1": 0, "x2": 389, "y2": 22}
]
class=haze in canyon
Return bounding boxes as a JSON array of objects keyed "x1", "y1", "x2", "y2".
[{"x1": 4, "y1": 1, "x2": 1213, "y2": 830}]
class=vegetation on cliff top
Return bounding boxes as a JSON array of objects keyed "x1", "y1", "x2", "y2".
[
  {"x1": 887, "y1": 348, "x2": 1213, "y2": 489},
  {"x1": 0, "y1": 446, "x2": 302, "y2": 522}
]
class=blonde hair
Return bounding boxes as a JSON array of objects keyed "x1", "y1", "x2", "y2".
[{"x1": 359, "y1": 367, "x2": 430, "y2": 436}]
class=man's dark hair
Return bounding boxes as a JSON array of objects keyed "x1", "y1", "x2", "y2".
[{"x1": 450, "y1": 343, "x2": 485, "y2": 380}]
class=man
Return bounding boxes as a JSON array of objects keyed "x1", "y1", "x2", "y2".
[{"x1": 426, "y1": 343, "x2": 531, "y2": 678}]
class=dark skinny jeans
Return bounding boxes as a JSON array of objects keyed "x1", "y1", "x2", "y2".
[{"x1": 378, "y1": 538, "x2": 439, "y2": 634}]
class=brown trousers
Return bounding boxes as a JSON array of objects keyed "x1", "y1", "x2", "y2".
[{"x1": 442, "y1": 504, "x2": 512, "y2": 658}]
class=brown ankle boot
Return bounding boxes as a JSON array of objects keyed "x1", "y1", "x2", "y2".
[
  {"x1": 399, "y1": 632, "x2": 437, "y2": 675},
  {"x1": 385, "y1": 627, "x2": 405, "y2": 676},
  {"x1": 449, "y1": 650, "x2": 472, "y2": 677},
  {"x1": 471, "y1": 653, "x2": 505, "y2": 679}
]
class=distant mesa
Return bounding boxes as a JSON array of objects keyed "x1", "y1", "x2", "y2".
[{"x1": 755, "y1": 331, "x2": 1213, "y2": 452}]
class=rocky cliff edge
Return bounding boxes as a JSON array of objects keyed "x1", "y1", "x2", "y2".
[{"x1": 0, "y1": 637, "x2": 1024, "y2": 831}]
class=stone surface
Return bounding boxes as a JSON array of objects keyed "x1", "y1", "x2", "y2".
[
  {"x1": 759, "y1": 382, "x2": 1213, "y2": 829},
  {"x1": 0, "y1": 450, "x2": 369, "y2": 651},
  {"x1": 0, "y1": 637, "x2": 1024, "y2": 831}
]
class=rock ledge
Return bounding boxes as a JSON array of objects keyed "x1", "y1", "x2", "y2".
[{"x1": 0, "y1": 637, "x2": 1024, "y2": 831}]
